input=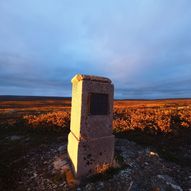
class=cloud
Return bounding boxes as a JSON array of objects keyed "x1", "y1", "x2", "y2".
[{"x1": 0, "y1": 0, "x2": 191, "y2": 98}]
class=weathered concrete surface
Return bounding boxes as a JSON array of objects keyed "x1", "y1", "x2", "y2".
[
  {"x1": 68, "y1": 132, "x2": 115, "y2": 178},
  {"x1": 68, "y1": 74, "x2": 115, "y2": 178}
]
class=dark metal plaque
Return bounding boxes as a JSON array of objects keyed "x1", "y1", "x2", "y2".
[{"x1": 88, "y1": 93, "x2": 109, "y2": 115}]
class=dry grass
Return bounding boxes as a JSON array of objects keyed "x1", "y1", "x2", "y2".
[
  {"x1": 113, "y1": 107, "x2": 191, "y2": 134},
  {"x1": 1, "y1": 97, "x2": 191, "y2": 134},
  {"x1": 95, "y1": 163, "x2": 112, "y2": 174},
  {"x1": 0, "y1": 97, "x2": 71, "y2": 130},
  {"x1": 23, "y1": 111, "x2": 70, "y2": 132}
]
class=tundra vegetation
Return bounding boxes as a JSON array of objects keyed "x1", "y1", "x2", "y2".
[{"x1": 0, "y1": 97, "x2": 190, "y2": 190}]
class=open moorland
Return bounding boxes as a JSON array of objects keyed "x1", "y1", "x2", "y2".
[{"x1": 0, "y1": 96, "x2": 191, "y2": 190}]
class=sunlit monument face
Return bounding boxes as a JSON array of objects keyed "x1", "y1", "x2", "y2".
[{"x1": 67, "y1": 74, "x2": 115, "y2": 178}]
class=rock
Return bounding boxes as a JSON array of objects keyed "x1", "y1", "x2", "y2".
[
  {"x1": 9, "y1": 135, "x2": 22, "y2": 141},
  {"x1": 33, "y1": 173, "x2": 37, "y2": 178},
  {"x1": 12, "y1": 137, "x2": 190, "y2": 191},
  {"x1": 127, "y1": 181, "x2": 133, "y2": 191},
  {"x1": 149, "y1": 151, "x2": 159, "y2": 157},
  {"x1": 97, "y1": 182, "x2": 104, "y2": 190},
  {"x1": 25, "y1": 137, "x2": 30, "y2": 142},
  {"x1": 85, "y1": 183, "x2": 94, "y2": 191},
  {"x1": 53, "y1": 157, "x2": 68, "y2": 173},
  {"x1": 58, "y1": 145, "x2": 67, "y2": 152},
  {"x1": 157, "y1": 174, "x2": 183, "y2": 191},
  {"x1": 119, "y1": 169, "x2": 131, "y2": 178},
  {"x1": 144, "y1": 162, "x2": 149, "y2": 165}
]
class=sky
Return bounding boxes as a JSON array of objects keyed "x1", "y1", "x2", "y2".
[{"x1": 0, "y1": 0, "x2": 191, "y2": 99}]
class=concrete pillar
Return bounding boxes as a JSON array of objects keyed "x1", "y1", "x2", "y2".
[{"x1": 67, "y1": 74, "x2": 115, "y2": 178}]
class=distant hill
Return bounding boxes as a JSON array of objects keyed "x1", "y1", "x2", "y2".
[
  {"x1": 0, "y1": 95, "x2": 71, "y2": 101},
  {"x1": 0, "y1": 95, "x2": 190, "y2": 102}
]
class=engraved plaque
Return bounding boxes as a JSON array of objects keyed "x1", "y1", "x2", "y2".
[{"x1": 88, "y1": 93, "x2": 109, "y2": 115}]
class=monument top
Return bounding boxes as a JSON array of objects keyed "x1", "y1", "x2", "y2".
[{"x1": 71, "y1": 74, "x2": 112, "y2": 84}]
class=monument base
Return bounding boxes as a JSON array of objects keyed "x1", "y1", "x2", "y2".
[{"x1": 67, "y1": 132, "x2": 115, "y2": 178}]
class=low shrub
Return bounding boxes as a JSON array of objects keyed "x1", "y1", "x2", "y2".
[
  {"x1": 23, "y1": 111, "x2": 70, "y2": 132},
  {"x1": 113, "y1": 107, "x2": 191, "y2": 134},
  {"x1": 17, "y1": 107, "x2": 191, "y2": 134}
]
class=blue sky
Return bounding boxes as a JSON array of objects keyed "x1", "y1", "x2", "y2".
[{"x1": 0, "y1": 0, "x2": 191, "y2": 99}]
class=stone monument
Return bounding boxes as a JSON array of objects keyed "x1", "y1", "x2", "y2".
[{"x1": 67, "y1": 74, "x2": 115, "y2": 178}]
